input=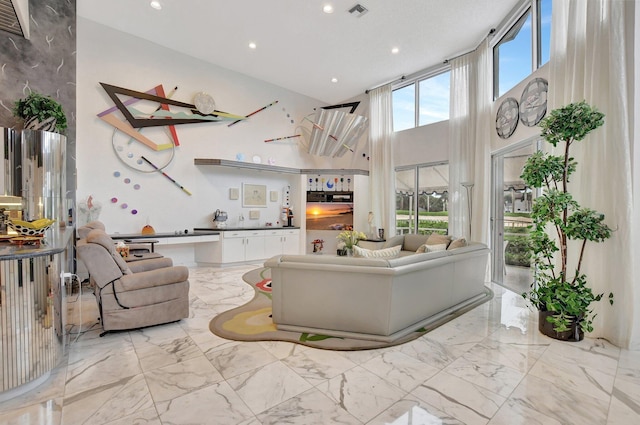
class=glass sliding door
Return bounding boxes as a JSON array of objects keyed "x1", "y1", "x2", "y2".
[
  {"x1": 395, "y1": 168, "x2": 416, "y2": 235},
  {"x1": 491, "y1": 141, "x2": 537, "y2": 294},
  {"x1": 417, "y1": 163, "x2": 449, "y2": 235},
  {"x1": 396, "y1": 162, "x2": 449, "y2": 236}
]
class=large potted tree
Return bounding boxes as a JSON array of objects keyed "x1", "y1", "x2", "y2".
[{"x1": 521, "y1": 101, "x2": 613, "y2": 341}]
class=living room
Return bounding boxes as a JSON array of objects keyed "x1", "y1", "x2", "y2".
[{"x1": 0, "y1": 0, "x2": 639, "y2": 423}]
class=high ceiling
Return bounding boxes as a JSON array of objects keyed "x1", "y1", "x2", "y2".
[{"x1": 77, "y1": 0, "x2": 520, "y2": 104}]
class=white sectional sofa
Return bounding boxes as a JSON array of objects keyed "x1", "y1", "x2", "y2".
[{"x1": 265, "y1": 236, "x2": 491, "y2": 342}]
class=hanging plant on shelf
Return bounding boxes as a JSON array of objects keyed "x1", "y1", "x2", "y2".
[
  {"x1": 521, "y1": 101, "x2": 613, "y2": 341},
  {"x1": 13, "y1": 92, "x2": 67, "y2": 134}
]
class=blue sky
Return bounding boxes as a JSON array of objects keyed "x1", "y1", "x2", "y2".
[{"x1": 393, "y1": 0, "x2": 551, "y2": 132}]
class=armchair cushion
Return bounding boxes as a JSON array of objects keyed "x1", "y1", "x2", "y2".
[
  {"x1": 87, "y1": 229, "x2": 132, "y2": 275},
  {"x1": 128, "y1": 257, "x2": 173, "y2": 273},
  {"x1": 115, "y1": 266, "x2": 189, "y2": 292}
]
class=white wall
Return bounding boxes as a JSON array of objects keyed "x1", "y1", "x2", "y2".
[{"x1": 76, "y1": 18, "x2": 370, "y2": 234}]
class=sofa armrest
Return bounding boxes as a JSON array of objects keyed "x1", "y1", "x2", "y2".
[
  {"x1": 128, "y1": 257, "x2": 174, "y2": 273},
  {"x1": 115, "y1": 266, "x2": 189, "y2": 292}
]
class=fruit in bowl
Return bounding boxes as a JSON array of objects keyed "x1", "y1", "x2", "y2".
[{"x1": 8, "y1": 218, "x2": 56, "y2": 236}]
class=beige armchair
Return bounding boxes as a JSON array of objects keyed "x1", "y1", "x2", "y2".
[{"x1": 77, "y1": 229, "x2": 189, "y2": 335}]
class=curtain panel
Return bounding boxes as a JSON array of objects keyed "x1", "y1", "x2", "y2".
[
  {"x1": 448, "y1": 39, "x2": 492, "y2": 244},
  {"x1": 549, "y1": 0, "x2": 636, "y2": 348},
  {"x1": 368, "y1": 85, "x2": 396, "y2": 236}
]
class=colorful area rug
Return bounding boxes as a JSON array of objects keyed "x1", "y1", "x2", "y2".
[{"x1": 210, "y1": 268, "x2": 491, "y2": 350}]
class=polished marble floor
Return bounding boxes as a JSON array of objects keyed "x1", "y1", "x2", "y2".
[{"x1": 0, "y1": 263, "x2": 639, "y2": 424}]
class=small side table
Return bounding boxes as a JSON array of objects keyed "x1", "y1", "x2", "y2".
[{"x1": 359, "y1": 239, "x2": 386, "y2": 250}]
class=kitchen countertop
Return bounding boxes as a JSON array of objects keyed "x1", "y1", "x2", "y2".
[
  {"x1": 110, "y1": 229, "x2": 221, "y2": 240},
  {"x1": 193, "y1": 227, "x2": 300, "y2": 232},
  {"x1": 0, "y1": 227, "x2": 74, "y2": 260}
]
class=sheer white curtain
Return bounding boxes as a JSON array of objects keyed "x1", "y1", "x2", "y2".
[
  {"x1": 549, "y1": 0, "x2": 636, "y2": 348},
  {"x1": 368, "y1": 85, "x2": 395, "y2": 236},
  {"x1": 448, "y1": 39, "x2": 492, "y2": 244}
]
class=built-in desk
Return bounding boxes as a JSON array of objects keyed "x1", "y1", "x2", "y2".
[
  {"x1": 0, "y1": 228, "x2": 74, "y2": 400},
  {"x1": 193, "y1": 227, "x2": 300, "y2": 266},
  {"x1": 110, "y1": 230, "x2": 221, "y2": 266}
]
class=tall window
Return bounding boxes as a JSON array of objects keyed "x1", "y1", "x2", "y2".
[
  {"x1": 392, "y1": 69, "x2": 450, "y2": 132},
  {"x1": 493, "y1": 0, "x2": 552, "y2": 99},
  {"x1": 395, "y1": 163, "x2": 449, "y2": 235}
]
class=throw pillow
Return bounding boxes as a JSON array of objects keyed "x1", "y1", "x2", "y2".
[
  {"x1": 353, "y1": 244, "x2": 401, "y2": 258},
  {"x1": 447, "y1": 237, "x2": 467, "y2": 250},
  {"x1": 426, "y1": 233, "x2": 452, "y2": 247},
  {"x1": 417, "y1": 243, "x2": 448, "y2": 253}
]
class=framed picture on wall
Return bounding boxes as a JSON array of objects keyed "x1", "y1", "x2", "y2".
[{"x1": 242, "y1": 183, "x2": 267, "y2": 207}]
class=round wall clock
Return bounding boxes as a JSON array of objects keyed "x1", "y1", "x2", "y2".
[
  {"x1": 495, "y1": 97, "x2": 519, "y2": 139},
  {"x1": 519, "y1": 78, "x2": 548, "y2": 127}
]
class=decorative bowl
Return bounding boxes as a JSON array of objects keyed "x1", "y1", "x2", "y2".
[{"x1": 8, "y1": 219, "x2": 56, "y2": 236}]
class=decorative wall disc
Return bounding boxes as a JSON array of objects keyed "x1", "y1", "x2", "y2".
[
  {"x1": 495, "y1": 97, "x2": 519, "y2": 139},
  {"x1": 519, "y1": 78, "x2": 548, "y2": 127}
]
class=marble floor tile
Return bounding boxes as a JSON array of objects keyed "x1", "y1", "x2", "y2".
[
  {"x1": 529, "y1": 351, "x2": 615, "y2": 402},
  {"x1": 64, "y1": 345, "x2": 142, "y2": 397},
  {"x1": 256, "y1": 388, "x2": 361, "y2": 425},
  {"x1": 102, "y1": 407, "x2": 161, "y2": 425},
  {"x1": 368, "y1": 395, "x2": 466, "y2": 425},
  {"x1": 258, "y1": 339, "x2": 311, "y2": 360},
  {"x1": 2, "y1": 266, "x2": 639, "y2": 425},
  {"x1": 226, "y1": 361, "x2": 313, "y2": 415},
  {"x1": 412, "y1": 370, "x2": 506, "y2": 425},
  {"x1": 156, "y1": 381, "x2": 255, "y2": 425},
  {"x1": 607, "y1": 376, "x2": 640, "y2": 424},
  {"x1": 488, "y1": 397, "x2": 563, "y2": 425},
  {"x1": 0, "y1": 398, "x2": 62, "y2": 425},
  {"x1": 133, "y1": 333, "x2": 202, "y2": 372},
  {"x1": 207, "y1": 341, "x2": 278, "y2": 380},
  {"x1": 281, "y1": 347, "x2": 358, "y2": 386},
  {"x1": 361, "y1": 351, "x2": 440, "y2": 393},
  {"x1": 444, "y1": 353, "x2": 525, "y2": 398},
  {"x1": 463, "y1": 336, "x2": 547, "y2": 373},
  {"x1": 506, "y1": 374, "x2": 609, "y2": 424},
  {"x1": 316, "y1": 365, "x2": 407, "y2": 423},
  {"x1": 144, "y1": 354, "x2": 224, "y2": 403},
  {"x1": 61, "y1": 373, "x2": 153, "y2": 425}
]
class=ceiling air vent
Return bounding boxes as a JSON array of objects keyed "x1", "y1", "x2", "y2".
[
  {"x1": 348, "y1": 3, "x2": 368, "y2": 18},
  {"x1": 0, "y1": 0, "x2": 29, "y2": 39}
]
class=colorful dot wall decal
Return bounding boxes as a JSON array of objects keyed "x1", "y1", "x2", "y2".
[
  {"x1": 134, "y1": 184, "x2": 140, "y2": 190},
  {"x1": 124, "y1": 178, "x2": 131, "y2": 184},
  {"x1": 131, "y1": 209, "x2": 138, "y2": 215},
  {"x1": 121, "y1": 203, "x2": 128, "y2": 209},
  {"x1": 114, "y1": 171, "x2": 121, "y2": 177},
  {"x1": 111, "y1": 197, "x2": 118, "y2": 203}
]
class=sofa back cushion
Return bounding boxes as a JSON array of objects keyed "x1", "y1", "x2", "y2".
[
  {"x1": 382, "y1": 235, "x2": 405, "y2": 249},
  {"x1": 402, "y1": 234, "x2": 430, "y2": 252},
  {"x1": 426, "y1": 233, "x2": 452, "y2": 247},
  {"x1": 353, "y1": 245, "x2": 401, "y2": 259}
]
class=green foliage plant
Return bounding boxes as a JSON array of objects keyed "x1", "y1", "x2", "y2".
[
  {"x1": 13, "y1": 92, "x2": 67, "y2": 133},
  {"x1": 521, "y1": 101, "x2": 613, "y2": 335}
]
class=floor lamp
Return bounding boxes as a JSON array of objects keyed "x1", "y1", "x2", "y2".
[{"x1": 461, "y1": 182, "x2": 474, "y2": 240}]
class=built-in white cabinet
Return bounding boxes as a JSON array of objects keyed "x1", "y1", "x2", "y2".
[
  {"x1": 264, "y1": 228, "x2": 300, "y2": 256},
  {"x1": 195, "y1": 228, "x2": 299, "y2": 265}
]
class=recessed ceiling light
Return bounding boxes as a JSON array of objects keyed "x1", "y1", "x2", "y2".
[
  {"x1": 331, "y1": 77, "x2": 338, "y2": 83},
  {"x1": 323, "y1": 4, "x2": 334, "y2": 13},
  {"x1": 248, "y1": 42, "x2": 257, "y2": 49},
  {"x1": 391, "y1": 47, "x2": 399, "y2": 54},
  {"x1": 149, "y1": 1, "x2": 162, "y2": 10}
]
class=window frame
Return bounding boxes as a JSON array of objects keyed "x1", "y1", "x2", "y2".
[
  {"x1": 392, "y1": 65, "x2": 451, "y2": 132},
  {"x1": 492, "y1": 0, "x2": 551, "y2": 100}
]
